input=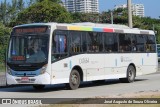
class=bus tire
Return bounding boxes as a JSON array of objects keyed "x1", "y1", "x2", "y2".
[
  {"x1": 68, "y1": 69, "x2": 80, "y2": 90},
  {"x1": 119, "y1": 65, "x2": 136, "y2": 83},
  {"x1": 33, "y1": 85, "x2": 45, "y2": 90}
]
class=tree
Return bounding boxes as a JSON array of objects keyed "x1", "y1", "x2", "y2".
[
  {"x1": 13, "y1": 0, "x2": 72, "y2": 25},
  {"x1": 36, "y1": 0, "x2": 62, "y2": 3},
  {"x1": 0, "y1": 0, "x2": 24, "y2": 26},
  {"x1": 0, "y1": 23, "x2": 11, "y2": 63},
  {"x1": 9, "y1": 0, "x2": 18, "y2": 22},
  {"x1": 28, "y1": 0, "x2": 34, "y2": 7},
  {"x1": 0, "y1": 0, "x2": 7, "y2": 24},
  {"x1": 99, "y1": 11, "x2": 111, "y2": 23},
  {"x1": 71, "y1": 12, "x2": 100, "y2": 23},
  {"x1": 17, "y1": 0, "x2": 25, "y2": 12}
]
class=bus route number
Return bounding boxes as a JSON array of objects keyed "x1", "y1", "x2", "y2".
[{"x1": 79, "y1": 58, "x2": 89, "y2": 64}]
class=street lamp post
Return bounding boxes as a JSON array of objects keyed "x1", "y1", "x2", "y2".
[{"x1": 127, "y1": 0, "x2": 133, "y2": 28}]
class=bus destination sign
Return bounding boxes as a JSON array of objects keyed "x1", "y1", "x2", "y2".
[
  {"x1": 12, "y1": 56, "x2": 25, "y2": 61},
  {"x1": 14, "y1": 26, "x2": 48, "y2": 34}
]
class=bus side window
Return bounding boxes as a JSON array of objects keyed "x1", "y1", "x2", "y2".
[
  {"x1": 104, "y1": 33, "x2": 118, "y2": 52},
  {"x1": 86, "y1": 32, "x2": 103, "y2": 53},
  {"x1": 130, "y1": 34, "x2": 137, "y2": 52},
  {"x1": 119, "y1": 46, "x2": 124, "y2": 52},
  {"x1": 136, "y1": 34, "x2": 145, "y2": 52},
  {"x1": 145, "y1": 35, "x2": 156, "y2": 52},
  {"x1": 70, "y1": 31, "x2": 82, "y2": 53},
  {"x1": 52, "y1": 30, "x2": 68, "y2": 62},
  {"x1": 81, "y1": 32, "x2": 87, "y2": 52},
  {"x1": 53, "y1": 35, "x2": 66, "y2": 53},
  {"x1": 131, "y1": 40, "x2": 137, "y2": 52},
  {"x1": 82, "y1": 41, "x2": 87, "y2": 52},
  {"x1": 145, "y1": 44, "x2": 151, "y2": 52}
]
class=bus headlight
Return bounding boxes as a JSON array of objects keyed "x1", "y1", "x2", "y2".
[
  {"x1": 6, "y1": 66, "x2": 12, "y2": 75},
  {"x1": 40, "y1": 65, "x2": 47, "y2": 74}
]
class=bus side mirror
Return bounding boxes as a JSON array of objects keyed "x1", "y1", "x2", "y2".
[{"x1": 154, "y1": 31, "x2": 157, "y2": 34}]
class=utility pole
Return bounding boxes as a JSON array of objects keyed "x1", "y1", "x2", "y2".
[
  {"x1": 127, "y1": 0, "x2": 133, "y2": 28},
  {"x1": 111, "y1": 11, "x2": 113, "y2": 24}
]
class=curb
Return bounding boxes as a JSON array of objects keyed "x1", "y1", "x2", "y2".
[
  {"x1": 0, "y1": 85, "x2": 22, "y2": 88},
  {"x1": 0, "y1": 84, "x2": 31, "y2": 88}
]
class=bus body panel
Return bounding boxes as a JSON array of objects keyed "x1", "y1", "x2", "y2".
[
  {"x1": 51, "y1": 58, "x2": 70, "y2": 84},
  {"x1": 50, "y1": 53, "x2": 157, "y2": 85}
]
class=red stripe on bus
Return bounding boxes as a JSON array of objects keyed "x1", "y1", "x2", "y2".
[{"x1": 103, "y1": 28, "x2": 114, "y2": 32}]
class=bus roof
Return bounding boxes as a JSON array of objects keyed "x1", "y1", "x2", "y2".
[{"x1": 14, "y1": 22, "x2": 155, "y2": 35}]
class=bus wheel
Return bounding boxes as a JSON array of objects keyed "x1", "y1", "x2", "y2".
[
  {"x1": 68, "y1": 69, "x2": 80, "y2": 90},
  {"x1": 119, "y1": 65, "x2": 136, "y2": 83},
  {"x1": 33, "y1": 85, "x2": 45, "y2": 90}
]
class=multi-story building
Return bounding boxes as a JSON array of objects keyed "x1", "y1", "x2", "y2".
[
  {"x1": 115, "y1": 4, "x2": 145, "y2": 17},
  {"x1": 63, "y1": 0, "x2": 99, "y2": 13}
]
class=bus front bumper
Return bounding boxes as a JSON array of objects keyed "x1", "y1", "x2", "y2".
[{"x1": 6, "y1": 72, "x2": 50, "y2": 85}]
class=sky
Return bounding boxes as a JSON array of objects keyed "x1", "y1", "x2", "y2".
[
  {"x1": 99, "y1": 0, "x2": 159, "y2": 19},
  {"x1": 4, "y1": 0, "x2": 160, "y2": 19}
]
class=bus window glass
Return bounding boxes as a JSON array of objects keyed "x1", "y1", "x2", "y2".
[
  {"x1": 52, "y1": 30, "x2": 68, "y2": 62},
  {"x1": 104, "y1": 33, "x2": 118, "y2": 52},
  {"x1": 98, "y1": 33, "x2": 103, "y2": 52},
  {"x1": 119, "y1": 34, "x2": 132, "y2": 52},
  {"x1": 86, "y1": 32, "x2": 92, "y2": 52},
  {"x1": 157, "y1": 44, "x2": 160, "y2": 60},
  {"x1": 81, "y1": 32, "x2": 87, "y2": 52},
  {"x1": 70, "y1": 31, "x2": 82, "y2": 53},
  {"x1": 8, "y1": 36, "x2": 48, "y2": 63},
  {"x1": 136, "y1": 35, "x2": 145, "y2": 52},
  {"x1": 10, "y1": 37, "x2": 23, "y2": 56},
  {"x1": 87, "y1": 32, "x2": 103, "y2": 52},
  {"x1": 131, "y1": 35, "x2": 137, "y2": 52},
  {"x1": 145, "y1": 35, "x2": 156, "y2": 52}
]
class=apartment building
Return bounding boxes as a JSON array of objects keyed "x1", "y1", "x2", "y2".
[
  {"x1": 64, "y1": 0, "x2": 99, "y2": 13},
  {"x1": 115, "y1": 4, "x2": 145, "y2": 17}
]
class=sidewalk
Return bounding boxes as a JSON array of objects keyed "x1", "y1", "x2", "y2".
[
  {"x1": 0, "y1": 72, "x2": 6, "y2": 86},
  {"x1": 0, "y1": 71, "x2": 5, "y2": 75}
]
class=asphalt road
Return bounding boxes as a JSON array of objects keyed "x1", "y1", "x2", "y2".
[{"x1": 0, "y1": 72, "x2": 160, "y2": 98}]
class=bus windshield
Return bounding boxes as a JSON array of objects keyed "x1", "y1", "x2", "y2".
[{"x1": 8, "y1": 35, "x2": 49, "y2": 64}]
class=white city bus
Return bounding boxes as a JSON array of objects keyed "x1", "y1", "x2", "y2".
[{"x1": 6, "y1": 22, "x2": 158, "y2": 90}]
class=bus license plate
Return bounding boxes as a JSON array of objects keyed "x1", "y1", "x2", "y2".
[{"x1": 21, "y1": 77, "x2": 29, "y2": 82}]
